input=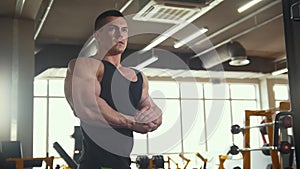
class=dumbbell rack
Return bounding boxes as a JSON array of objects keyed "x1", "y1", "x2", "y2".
[
  {"x1": 234, "y1": 101, "x2": 292, "y2": 169},
  {"x1": 243, "y1": 109, "x2": 278, "y2": 169}
]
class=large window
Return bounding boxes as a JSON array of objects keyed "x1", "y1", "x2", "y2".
[
  {"x1": 132, "y1": 80, "x2": 261, "y2": 168},
  {"x1": 33, "y1": 79, "x2": 80, "y2": 167},
  {"x1": 33, "y1": 78, "x2": 261, "y2": 168},
  {"x1": 273, "y1": 84, "x2": 290, "y2": 107}
]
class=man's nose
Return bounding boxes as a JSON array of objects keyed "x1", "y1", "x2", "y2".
[
  {"x1": 115, "y1": 28, "x2": 121, "y2": 36},
  {"x1": 115, "y1": 28, "x2": 126, "y2": 38}
]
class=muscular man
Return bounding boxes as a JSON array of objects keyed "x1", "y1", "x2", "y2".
[{"x1": 64, "y1": 10, "x2": 162, "y2": 169}]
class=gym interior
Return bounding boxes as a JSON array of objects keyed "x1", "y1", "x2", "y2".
[{"x1": 0, "y1": 0, "x2": 300, "y2": 169}]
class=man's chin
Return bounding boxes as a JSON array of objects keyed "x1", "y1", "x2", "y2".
[{"x1": 108, "y1": 49, "x2": 125, "y2": 56}]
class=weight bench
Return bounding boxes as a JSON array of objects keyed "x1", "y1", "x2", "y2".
[{"x1": 1, "y1": 141, "x2": 54, "y2": 169}]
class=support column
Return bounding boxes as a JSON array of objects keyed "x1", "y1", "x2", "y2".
[
  {"x1": 259, "y1": 79, "x2": 275, "y2": 110},
  {"x1": 0, "y1": 17, "x2": 35, "y2": 158},
  {"x1": 0, "y1": 18, "x2": 13, "y2": 143},
  {"x1": 281, "y1": 0, "x2": 300, "y2": 168}
]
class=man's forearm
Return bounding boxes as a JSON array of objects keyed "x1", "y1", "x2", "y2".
[{"x1": 98, "y1": 95, "x2": 138, "y2": 128}]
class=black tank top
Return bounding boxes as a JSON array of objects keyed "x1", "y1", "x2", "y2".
[
  {"x1": 79, "y1": 60, "x2": 143, "y2": 164},
  {"x1": 100, "y1": 60, "x2": 143, "y2": 117}
]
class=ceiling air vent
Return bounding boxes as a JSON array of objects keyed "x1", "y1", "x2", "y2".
[{"x1": 133, "y1": 0, "x2": 203, "y2": 24}]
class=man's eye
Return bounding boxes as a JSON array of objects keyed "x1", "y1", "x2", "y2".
[
  {"x1": 122, "y1": 28, "x2": 128, "y2": 33},
  {"x1": 108, "y1": 26, "x2": 116, "y2": 31}
]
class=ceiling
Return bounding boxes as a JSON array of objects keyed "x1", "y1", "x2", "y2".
[{"x1": 1, "y1": 0, "x2": 288, "y2": 76}]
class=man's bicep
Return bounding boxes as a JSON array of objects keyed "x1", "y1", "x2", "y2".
[
  {"x1": 138, "y1": 72, "x2": 151, "y2": 108},
  {"x1": 64, "y1": 71, "x2": 74, "y2": 107},
  {"x1": 140, "y1": 73, "x2": 161, "y2": 111},
  {"x1": 64, "y1": 59, "x2": 79, "y2": 108},
  {"x1": 65, "y1": 59, "x2": 102, "y2": 117}
]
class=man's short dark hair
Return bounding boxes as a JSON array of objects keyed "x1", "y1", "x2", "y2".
[{"x1": 94, "y1": 10, "x2": 124, "y2": 31}]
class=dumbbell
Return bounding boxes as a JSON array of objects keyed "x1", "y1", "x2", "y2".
[
  {"x1": 228, "y1": 142, "x2": 293, "y2": 155},
  {"x1": 278, "y1": 141, "x2": 293, "y2": 154},
  {"x1": 240, "y1": 115, "x2": 292, "y2": 135},
  {"x1": 231, "y1": 122, "x2": 274, "y2": 134},
  {"x1": 134, "y1": 155, "x2": 166, "y2": 169},
  {"x1": 279, "y1": 115, "x2": 293, "y2": 128},
  {"x1": 261, "y1": 144, "x2": 271, "y2": 156},
  {"x1": 134, "y1": 155, "x2": 149, "y2": 169},
  {"x1": 152, "y1": 155, "x2": 165, "y2": 169}
]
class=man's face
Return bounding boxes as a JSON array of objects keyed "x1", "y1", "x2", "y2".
[{"x1": 96, "y1": 16, "x2": 128, "y2": 56}]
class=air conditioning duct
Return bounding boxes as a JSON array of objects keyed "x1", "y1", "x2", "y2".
[
  {"x1": 133, "y1": 0, "x2": 216, "y2": 24},
  {"x1": 201, "y1": 41, "x2": 249, "y2": 69},
  {"x1": 157, "y1": 0, "x2": 214, "y2": 7}
]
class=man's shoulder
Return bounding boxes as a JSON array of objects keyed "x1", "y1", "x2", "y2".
[
  {"x1": 68, "y1": 57, "x2": 102, "y2": 64},
  {"x1": 67, "y1": 57, "x2": 104, "y2": 74},
  {"x1": 68, "y1": 57, "x2": 103, "y2": 67}
]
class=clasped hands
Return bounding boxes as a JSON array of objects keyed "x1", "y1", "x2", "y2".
[{"x1": 130, "y1": 106, "x2": 161, "y2": 134}]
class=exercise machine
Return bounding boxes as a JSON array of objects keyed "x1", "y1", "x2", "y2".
[
  {"x1": 229, "y1": 102, "x2": 294, "y2": 169},
  {"x1": 196, "y1": 152, "x2": 208, "y2": 169}
]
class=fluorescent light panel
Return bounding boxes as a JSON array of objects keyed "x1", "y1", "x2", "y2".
[
  {"x1": 238, "y1": 0, "x2": 262, "y2": 13},
  {"x1": 135, "y1": 56, "x2": 158, "y2": 70},
  {"x1": 272, "y1": 68, "x2": 288, "y2": 76},
  {"x1": 174, "y1": 27, "x2": 208, "y2": 48},
  {"x1": 141, "y1": 35, "x2": 168, "y2": 52},
  {"x1": 120, "y1": 0, "x2": 134, "y2": 12}
]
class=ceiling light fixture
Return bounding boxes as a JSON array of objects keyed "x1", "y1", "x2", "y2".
[
  {"x1": 228, "y1": 41, "x2": 250, "y2": 66},
  {"x1": 272, "y1": 68, "x2": 288, "y2": 76},
  {"x1": 229, "y1": 56, "x2": 250, "y2": 66},
  {"x1": 174, "y1": 27, "x2": 208, "y2": 49},
  {"x1": 237, "y1": 0, "x2": 262, "y2": 13}
]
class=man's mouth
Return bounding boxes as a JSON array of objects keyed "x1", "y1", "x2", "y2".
[{"x1": 117, "y1": 41, "x2": 124, "y2": 45}]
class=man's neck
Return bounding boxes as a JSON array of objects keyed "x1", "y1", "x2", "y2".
[{"x1": 103, "y1": 54, "x2": 122, "y2": 68}]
